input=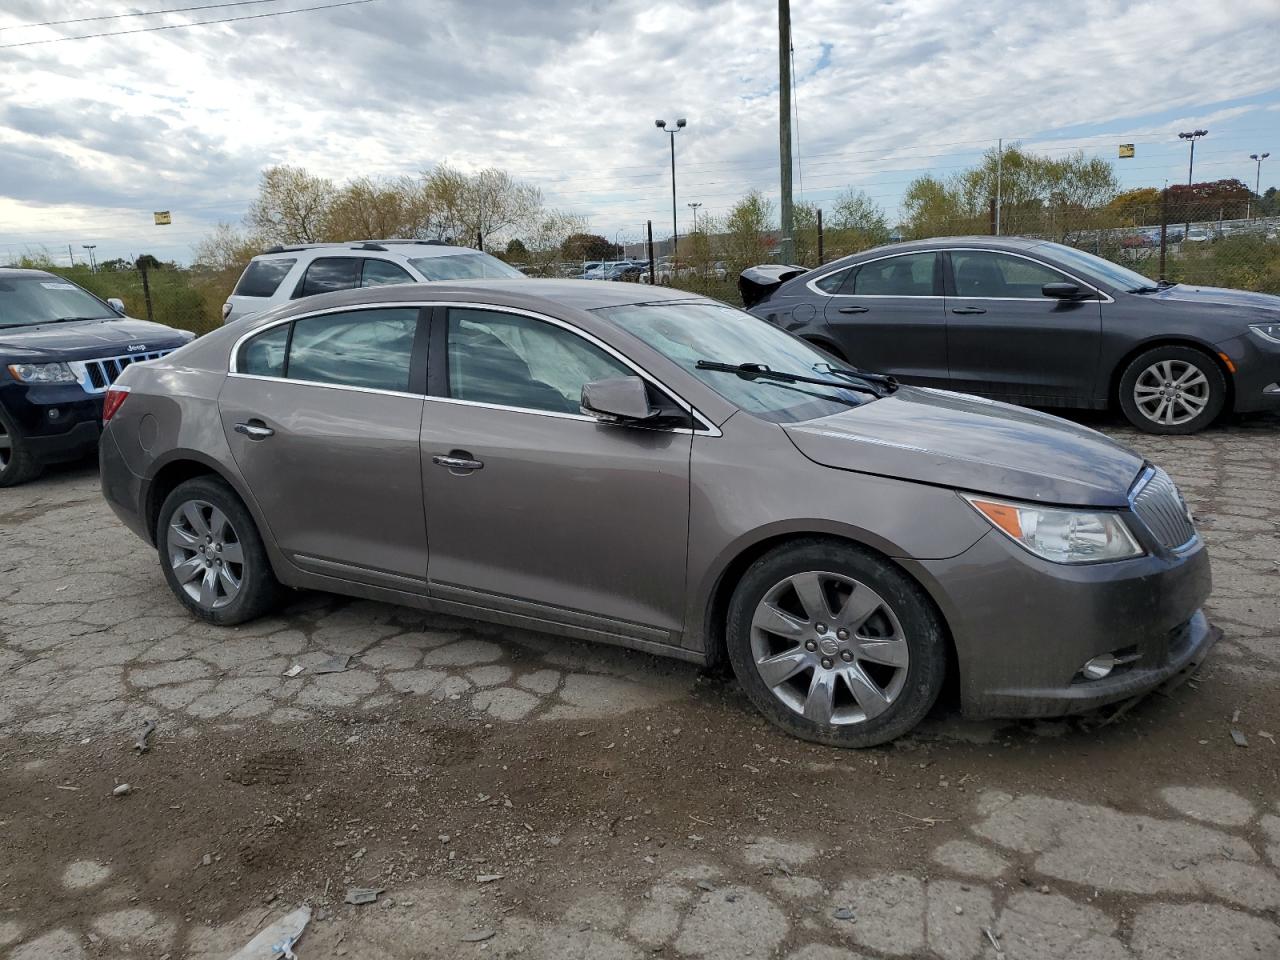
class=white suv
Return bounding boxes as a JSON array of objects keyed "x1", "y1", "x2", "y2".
[{"x1": 222, "y1": 240, "x2": 524, "y2": 324}]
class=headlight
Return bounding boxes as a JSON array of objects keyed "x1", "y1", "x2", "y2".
[
  {"x1": 7, "y1": 362, "x2": 78, "y2": 384},
  {"x1": 964, "y1": 494, "x2": 1143, "y2": 564},
  {"x1": 1249, "y1": 322, "x2": 1280, "y2": 345}
]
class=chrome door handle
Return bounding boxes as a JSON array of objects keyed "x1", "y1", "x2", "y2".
[
  {"x1": 838, "y1": 305, "x2": 869, "y2": 314},
  {"x1": 234, "y1": 421, "x2": 274, "y2": 439},
  {"x1": 432, "y1": 454, "x2": 484, "y2": 471}
]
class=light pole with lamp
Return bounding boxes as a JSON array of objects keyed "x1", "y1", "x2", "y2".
[
  {"x1": 655, "y1": 118, "x2": 686, "y2": 259},
  {"x1": 687, "y1": 201, "x2": 702, "y2": 235},
  {"x1": 1249, "y1": 153, "x2": 1270, "y2": 218},
  {"x1": 82, "y1": 244, "x2": 97, "y2": 273},
  {"x1": 1178, "y1": 129, "x2": 1208, "y2": 237}
]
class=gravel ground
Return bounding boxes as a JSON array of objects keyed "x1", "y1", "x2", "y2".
[{"x1": 1, "y1": 412, "x2": 1278, "y2": 960}]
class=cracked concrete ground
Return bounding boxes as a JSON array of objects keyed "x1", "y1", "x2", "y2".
[{"x1": 1, "y1": 413, "x2": 1278, "y2": 958}]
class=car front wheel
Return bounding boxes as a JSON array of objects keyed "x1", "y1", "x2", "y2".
[
  {"x1": 726, "y1": 539, "x2": 947, "y2": 748},
  {"x1": 1118, "y1": 345, "x2": 1225, "y2": 434},
  {"x1": 157, "y1": 476, "x2": 280, "y2": 625},
  {"x1": 0, "y1": 405, "x2": 42, "y2": 487}
]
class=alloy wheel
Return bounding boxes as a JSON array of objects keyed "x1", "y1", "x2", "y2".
[
  {"x1": 167, "y1": 499, "x2": 244, "y2": 610},
  {"x1": 749, "y1": 570, "x2": 910, "y2": 726},
  {"x1": 1133, "y1": 359, "x2": 1210, "y2": 426},
  {"x1": 0, "y1": 418, "x2": 9, "y2": 472}
]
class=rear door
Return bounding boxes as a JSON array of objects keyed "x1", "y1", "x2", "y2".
[
  {"x1": 943, "y1": 249, "x2": 1103, "y2": 405},
  {"x1": 225, "y1": 257, "x2": 297, "y2": 323},
  {"x1": 819, "y1": 252, "x2": 948, "y2": 385},
  {"x1": 219, "y1": 305, "x2": 431, "y2": 591}
]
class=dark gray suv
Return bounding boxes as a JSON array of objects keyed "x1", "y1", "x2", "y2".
[{"x1": 99, "y1": 280, "x2": 1216, "y2": 746}]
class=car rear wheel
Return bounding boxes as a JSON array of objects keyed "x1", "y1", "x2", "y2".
[
  {"x1": 157, "y1": 476, "x2": 280, "y2": 625},
  {"x1": 1118, "y1": 345, "x2": 1225, "y2": 434},
  {"x1": 0, "y1": 406, "x2": 42, "y2": 487},
  {"x1": 726, "y1": 539, "x2": 947, "y2": 747}
]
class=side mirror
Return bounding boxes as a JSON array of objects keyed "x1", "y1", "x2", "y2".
[
  {"x1": 106, "y1": 297, "x2": 127, "y2": 315},
  {"x1": 1042, "y1": 282, "x2": 1086, "y2": 300},
  {"x1": 581, "y1": 376, "x2": 655, "y2": 423}
]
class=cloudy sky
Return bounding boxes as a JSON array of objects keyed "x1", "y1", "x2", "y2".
[{"x1": 1, "y1": 0, "x2": 1277, "y2": 265}]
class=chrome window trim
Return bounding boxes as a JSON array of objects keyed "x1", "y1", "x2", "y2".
[
  {"x1": 804, "y1": 247, "x2": 1114, "y2": 303},
  {"x1": 227, "y1": 300, "x2": 721, "y2": 436}
]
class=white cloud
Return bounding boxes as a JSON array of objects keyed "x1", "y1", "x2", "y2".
[{"x1": 0, "y1": 0, "x2": 1276, "y2": 262}]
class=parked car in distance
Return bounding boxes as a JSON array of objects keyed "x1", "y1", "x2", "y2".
[
  {"x1": 222, "y1": 240, "x2": 524, "y2": 324},
  {"x1": 100, "y1": 279, "x2": 1215, "y2": 747},
  {"x1": 743, "y1": 237, "x2": 1280, "y2": 434},
  {"x1": 0, "y1": 267, "x2": 193, "y2": 486},
  {"x1": 1184, "y1": 228, "x2": 1212, "y2": 243}
]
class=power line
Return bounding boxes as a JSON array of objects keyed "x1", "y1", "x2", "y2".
[
  {"x1": 0, "y1": 0, "x2": 290, "y2": 32},
  {"x1": 0, "y1": 0, "x2": 374, "y2": 48}
]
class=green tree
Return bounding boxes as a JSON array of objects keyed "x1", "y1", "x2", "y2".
[
  {"x1": 825, "y1": 188, "x2": 891, "y2": 258},
  {"x1": 1109, "y1": 187, "x2": 1162, "y2": 224},
  {"x1": 721, "y1": 190, "x2": 775, "y2": 270},
  {"x1": 245, "y1": 165, "x2": 336, "y2": 244},
  {"x1": 505, "y1": 238, "x2": 530, "y2": 261},
  {"x1": 561, "y1": 233, "x2": 612, "y2": 261}
]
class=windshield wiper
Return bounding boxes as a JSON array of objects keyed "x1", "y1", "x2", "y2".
[
  {"x1": 695, "y1": 360, "x2": 885, "y2": 399},
  {"x1": 812, "y1": 362, "x2": 899, "y2": 393},
  {"x1": 51, "y1": 316, "x2": 113, "y2": 323}
]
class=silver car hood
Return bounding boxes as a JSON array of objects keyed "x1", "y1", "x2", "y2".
[{"x1": 783, "y1": 386, "x2": 1145, "y2": 508}]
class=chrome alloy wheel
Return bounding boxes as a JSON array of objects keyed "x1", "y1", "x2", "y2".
[
  {"x1": 749, "y1": 570, "x2": 910, "y2": 726},
  {"x1": 167, "y1": 499, "x2": 244, "y2": 610},
  {"x1": 1133, "y1": 359, "x2": 1210, "y2": 426},
  {"x1": 0, "y1": 417, "x2": 11, "y2": 472}
]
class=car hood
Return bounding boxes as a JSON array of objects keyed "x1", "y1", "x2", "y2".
[
  {"x1": 1149, "y1": 283, "x2": 1280, "y2": 316},
  {"x1": 783, "y1": 386, "x2": 1144, "y2": 507},
  {"x1": 0, "y1": 317, "x2": 191, "y2": 362}
]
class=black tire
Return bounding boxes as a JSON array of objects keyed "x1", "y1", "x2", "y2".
[
  {"x1": 726, "y1": 539, "x2": 947, "y2": 748},
  {"x1": 0, "y1": 405, "x2": 44, "y2": 487},
  {"x1": 156, "y1": 476, "x2": 280, "y2": 625},
  {"x1": 1117, "y1": 345, "x2": 1225, "y2": 435}
]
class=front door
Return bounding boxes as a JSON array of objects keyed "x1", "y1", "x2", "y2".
[
  {"x1": 943, "y1": 249, "x2": 1103, "y2": 406},
  {"x1": 820, "y1": 251, "x2": 948, "y2": 385},
  {"x1": 219, "y1": 305, "x2": 431, "y2": 590},
  {"x1": 419, "y1": 306, "x2": 692, "y2": 636}
]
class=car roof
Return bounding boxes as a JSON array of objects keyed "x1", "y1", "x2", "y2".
[
  {"x1": 240, "y1": 278, "x2": 704, "y2": 326},
  {"x1": 0, "y1": 267, "x2": 58, "y2": 279},
  {"x1": 251, "y1": 241, "x2": 482, "y2": 261},
  {"x1": 849, "y1": 236, "x2": 1048, "y2": 256}
]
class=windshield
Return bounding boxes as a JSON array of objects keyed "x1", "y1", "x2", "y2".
[
  {"x1": 595, "y1": 299, "x2": 875, "y2": 423},
  {"x1": 1036, "y1": 242, "x2": 1158, "y2": 292},
  {"x1": 408, "y1": 252, "x2": 522, "y2": 281},
  {"x1": 0, "y1": 276, "x2": 117, "y2": 327}
]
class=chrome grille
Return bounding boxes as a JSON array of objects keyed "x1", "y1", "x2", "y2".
[
  {"x1": 1130, "y1": 467, "x2": 1197, "y2": 551},
  {"x1": 70, "y1": 350, "x2": 173, "y2": 395}
]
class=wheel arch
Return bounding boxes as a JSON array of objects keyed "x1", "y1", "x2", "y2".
[
  {"x1": 145, "y1": 451, "x2": 257, "y2": 547},
  {"x1": 1108, "y1": 336, "x2": 1235, "y2": 413},
  {"x1": 700, "y1": 532, "x2": 960, "y2": 699}
]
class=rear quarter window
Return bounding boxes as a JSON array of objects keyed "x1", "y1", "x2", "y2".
[{"x1": 233, "y1": 259, "x2": 296, "y2": 298}]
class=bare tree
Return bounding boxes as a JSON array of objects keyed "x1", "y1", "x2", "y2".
[{"x1": 245, "y1": 166, "x2": 337, "y2": 245}]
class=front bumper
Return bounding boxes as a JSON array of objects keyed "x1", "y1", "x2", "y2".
[
  {"x1": 905, "y1": 528, "x2": 1214, "y2": 719},
  {"x1": 1216, "y1": 330, "x2": 1280, "y2": 413},
  {"x1": 0, "y1": 380, "x2": 104, "y2": 465}
]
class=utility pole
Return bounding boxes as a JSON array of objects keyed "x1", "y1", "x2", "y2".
[
  {"x1": 778, "y1": 0, "x2": 795, "y2": 264},
  {"x1": 67, "y1": 244, "x2": 75, "y2": 266},
  {"x1": 1250, "y1": 153, "x2": 1270, "y2": 218},
  {"x1": 995, "y1": 138, "x2": 1003, "y2": 236},
  {"x1": 1178, "y1": 129, "x2": 1208, "y2": 238}
]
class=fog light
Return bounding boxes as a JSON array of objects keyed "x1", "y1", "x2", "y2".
[
  {"x1": 1080, "y1": 654, "x2": 1117, "y2": 681},
  {"x1": 47, "y1": 408, "x2": 61, "y2": 420}
]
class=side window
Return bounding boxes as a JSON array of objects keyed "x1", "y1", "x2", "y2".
[
  {"x1": 361, "y1": 259, "x2": 414, "y2": 287},
  {"x1": 233, "y1": 259, "x2": 296, "y2": 298},
  {"x1": 293, "y1": 257, "x2": 360, "y2": 298},
  {"x1": 238, "y1": 324, "x2": 289, "y2": 377},
  {"x1": 850, "y1": 253, "x2": 936, "y2": 296},
  {"x1": 813, "y1": 268, "x2": 852, "y2": 294},
  {"x1": 951, "y1": 251, "x2": 1070, "y2": 298},
  {"x1": 286, "y1": 308, "x2": 420, "y2": 392},
  {"x1": 447, "y1": 308, "x2": 631, "y2": 415}
]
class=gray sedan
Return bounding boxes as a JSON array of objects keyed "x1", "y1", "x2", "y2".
[
  {"x1": 99, "y1": 280, "x2": 1216, "y2": 746},
  {"x1": 744, "y1": 237, "x2": 1280, "y2": 434}
]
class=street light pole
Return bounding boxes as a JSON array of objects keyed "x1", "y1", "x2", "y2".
[
  {"x1": 687, "y1": 201, "x2": 702, "y2": 235},
  {"x1": 1178, "y1": 129, "x2": 1207, "y2": 237},
  {"x1": 82, "y1": 244, "x2": 97, "y2": 273},
  {"x1": 655, "y1": 118, "x2": 687, "y2": 259},
  {"x1": 1249, "y1": 153, "x2": 1270, "y2": 218}
]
